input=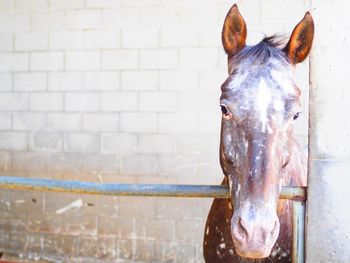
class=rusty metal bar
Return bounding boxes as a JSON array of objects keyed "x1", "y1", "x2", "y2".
[
  {"x1": 0, "y1": 176, "x2": 305, "y2": 200},
  {"x1": 292, "y1": 201, "x2": 305, "y2": 263}
]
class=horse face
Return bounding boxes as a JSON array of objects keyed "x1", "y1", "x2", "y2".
[{"x1": 219, "y1": 4, "x2": 314, "y2": 258}]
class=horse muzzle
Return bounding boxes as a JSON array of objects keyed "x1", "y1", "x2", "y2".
[{"x1": 230, "y1": 203, "x2": 280, "y2": 258}]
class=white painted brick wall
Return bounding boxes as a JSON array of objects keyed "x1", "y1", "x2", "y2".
[
  {"x1": 121, "y1": 71, "x2": 158, "y2": 90},
  {"x1": 14, "y1": 73, "x2": 47, "y2": 91},
  {"x1": 102, "y1": 50, "x2": 138, "y2": 70},
  {"x1": 48, "y1": 72, "x2": 83, "y2": 91},
  {"x1": 30, "y1": 52, "x2": 64, "y2": 71},
  {"x1": 84, "y1": 71, "x2": 120, "y2": 91},
  {"x1": 30, "y1": 92, "x2": 63, "y2": 111},
  {"x1": 0, "y1": 0, "x2": 311, "y2": 261},
  {"x1": 66, "y1": 51, "x2": 100, "y2": 71},
  {"x1": 49, "y1": 31, "x2": 84, "y2": 50},
  {"x1": 15, "y1": 32, "x2": 48, "y2": 51},
  {"x1": 65, "y1": 92, "x2": 99, "y2": 112}
]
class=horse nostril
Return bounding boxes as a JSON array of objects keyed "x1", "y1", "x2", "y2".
[
  {"x1": 234, "y1": 218, "x2": 248, "y2": 242},
  {"x1": 271, "y1": 219, "x2": 280, "y2": 237}
]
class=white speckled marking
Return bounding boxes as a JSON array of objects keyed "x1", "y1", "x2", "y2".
[{"x1": 257, "y1": 79, "x2": 271, "y2": 132}]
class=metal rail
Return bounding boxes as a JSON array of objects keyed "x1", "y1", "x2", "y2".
[
  {"x1": 0, "y1": 176, "x2": 305, "y2": 200},
  {"x1": 0, "y1": 175, "x2": 306, "y2": 263}
]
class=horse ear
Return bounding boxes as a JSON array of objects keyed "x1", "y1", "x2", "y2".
[
  {"x1": 222, "y1": 4, "x2": 247, "y2": 56},
  {"x1": 284, "y1": 12, "x2": 314, "y2": 64}
]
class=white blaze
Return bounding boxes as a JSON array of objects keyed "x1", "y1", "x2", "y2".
[{"x1": 257, "y1": 79, "x2": 271, "y2": 132}]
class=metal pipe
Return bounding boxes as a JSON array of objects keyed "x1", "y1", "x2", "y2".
[
  {"x1": 0, "y1": 176, "x2": 305, "y2": 200},
  {"x1": 292, "y1": 201, "x2": 305, "y2": 263}
]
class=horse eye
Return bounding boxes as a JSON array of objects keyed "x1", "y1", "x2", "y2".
[
  {"x1": 220, "y1": 105, "x2": 229, "y2": 115},
  {"x1": 293, "y1": 112, "x2": 300, "y2": 120}
]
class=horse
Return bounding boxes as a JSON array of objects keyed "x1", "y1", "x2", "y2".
[{"x1": 203, "y1": 4, "x2": 314, "y2": 263}]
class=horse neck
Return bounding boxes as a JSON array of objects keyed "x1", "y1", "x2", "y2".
[{"x1": 282, "y1": 136, "x2": 307, "y2": 187}]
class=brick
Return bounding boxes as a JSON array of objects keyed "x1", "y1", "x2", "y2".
[
  {"x1": 156, "y1": 198, "x2": 196, "y2": 219},
  {"x1": 178, "y1": 90, "x2": 220, "y2": 113},
  {"x1": 64, "y1": 133, "x2": 99, "y2": 153},
  {"x1": 134, "y1": 240, "x2": 156, "y2": 262},
  {"x1": 122, "y1": 27, "x2": 159, "y2": 48},
  {"x1": 84, "y1": 71, "x2": 120, "y2": 91},
  {"x1": 200, "y1": 25, "x2": 221, "y2": 47},
  {"x1": 0, "y1": 0, "x2": 14, "y2": 10},
  {"x1": 121, "y1": 71, "x2": 158, "y2": 91},
  {"x1": 49, "y1": 0, "x2": 84, "y2": 10},
  {"x1": 198, "y1": 112, "x2": 221, "y2": 134},
  {"x1": 29, "y1": 131, "x2": 63, "y2": 152},
  {"x1": 101, "y1": 92, "x2": 138, "y2": 111},
  {"x1": 15, "y1": 0, "x2": 47, "y2": 9},
  {"x1": 31, "y1": 52, "x2": 63, "y2": 71},
  {"x1": 179, "y1": 5, "x2": 219, "y2": 26},
  {"x1": 66, "y1": 10, "x2": 101, "y2": 29},
  {"x1": 122, "y1": 0, "x2": 158, "y2": 6},
  {"x1": 159, "y1": 70, "x2": 198, "y2": 90},
  {"x1": 65, "y1": 92, "x2": 99, "y2": 112},
  {"x1": 179, "y1": 48, "x2": 219, "y2": 69},
  {"x1": 0, "y1": 13, "x2": 30, "y2": 31},
  {"x1": 60, "y1": 212, "x2": 97, "y2": 236},
  {"x1": 0, "y1": 93, "x2": 28, "y2": 111},
  {"x1": 261, "y1": 0, "x2": 306, "y2": 24},
  {"x1": 158, "y1": 154, "x2": 197, "y2": 178},
  {"x1": 32, "y1": 11, "x2": 66, "y2": 31},
  {"x1": 30, "y1": 92, "x2": 63, "y2": 111},
  {"x1": 11, "y1": 152, "x2": 46, "y2": 172},
  {"x1": 13, "y1": 112, "x2": 45, "y2": 131},
  {"x1": 120, "y1": 154, "x2": 158, "y2": 176},
  {"x1": 118, "y1": 196, "x2": 156, "y2": 218},
  {"x1": 135, "y1": 218, "x2": 174, "y2": 241},
  {"x1": 139, "y1": 91, "x2": 177, "y2": 112},
  {"x1": 140, "y1": 49, "x2": 177, "y2": 69},
  {"x1": 98, "y1": 216, "x2": 133, "y2": 238},
  {"x1": 15, "y1": 32, "x2": 48, "y2": 51},
  {"x1": 161, "y1": 27, "x2": 200, "y2": 47},
  {"x1": 117, "y1": 239, "x2": 133, "y2": 260},
  {"x1": 86, "y1": 0, "x2": 121, "y2": 8},
  {"x1": 82, "y1": 154, "x2": 118, "y2": 174},
  {"x1": 0, "y1": 73, "x2": 12, "y2": 91},
  {"x1": 49, "y1": 31, "x2": 84, "y2": 50},
  {"x1": 14, "y1": 73, "x2": 47, "y2": 91},
  {"x1": 66, "y1": 51, "x2": 100, "y2": 71},
  {"x1": 101, "y1": 9, "x2": 139, "y2": 29},
  {"x1": 27, "y1": 212, "x2": 61, "y2": 233},
  {"x1": 155, "y1": 241, "x2": 196, "y2": 263},
  {"x1": 0, "y1": 132, "x2": 27, "y2": 151},
  {"x1": 100, "y1": 133, "x2": 137, "y2": 153},
  {"x1": 83, "y1": 113, "x2": 119, "y2": 132},
  {"x1": 47, "y1": 113, "x2": 82, "y2": 131},
  {"x1": 138, "y1": 134, "x2": 175, "y2": 154},
  {"x1": 140, "y1": 7, "x2": 178, "y2": 27},
  {"x1": 47, "y1": 153, "x2": 81, "y2": 173},
  {"x1": 102, "y1": 50, "x2": 138, "y2": 70},
  {"x1": 159, "y1": 113, "x2": 198, "y2": 134},
  {"x1": 175, "y1": 219, "x2": 204, "y2": 243},
  {"x1": 0, "y1": 151, "x2": 10, "y2": 171},
  {"x1": 85, "y1": 30, "x2": 120, "y2": 49},
  {"x1": 0, "y1": 32, "x2": 13, "y2": 51},
  {"x1": 120, "y1": 112, "x2": 157, "y2": 133},
  {"x1": 48, "y1": 72, "x2": 83, "y2": 91},
  {"x1": 199, "y1": 69, "x2": 226, "y2": 90},
  {"x1": 0, "y1": 53, "x2": 29, "y2": 72},
  {"x1": 0, "y1": 113, "x2": 11, "y2": 130},
  {"x1": 78, "y1": 236, "x2": 117, "y2": 259}
]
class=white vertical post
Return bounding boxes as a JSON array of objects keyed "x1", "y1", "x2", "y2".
[{"x1": 307, "y1": 1, "x2": 350, "y2": 261}]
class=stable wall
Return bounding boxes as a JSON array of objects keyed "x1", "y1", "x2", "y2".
[{"x1": 0, "y1": 0, "x2": 310, "y2": 262}]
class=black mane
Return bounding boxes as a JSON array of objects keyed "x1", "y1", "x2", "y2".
[{"x1": 234, "y1": 35, "x2": 288, "y2": 65}]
